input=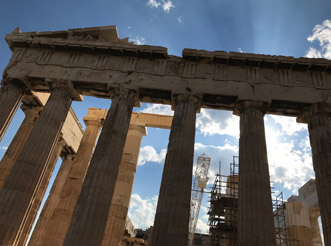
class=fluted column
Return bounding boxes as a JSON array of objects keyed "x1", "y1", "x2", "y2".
[
  {"x1": 151, "y1": 94, "x2": 200, "y2": 246},
  {"x1": 0, "y1": 81, "x2": 25, "y2": 141},
  {"x1": 16, "y1": 136, "x2": 66, "y2": 245},
  {"x1": 302, "y1": 102, "x2": 331, "y2": 246},
  {"x1": 0, "y1": 105, "x2": 41, "y2": 190},
  {"x1": 63, "y1": 88, "x2": 137, "y2": 246},
  {"x1": 29, "y1": 154, "x2": 74, "y2": 245},
  {"x1": 102, "y1": 124, "x2": 147, "y2": 246},
  {"x1": 0, "y1": 82, "x2": 76, "y2": 245},
  {"x1": 32, "y1": 109, "x2": 105, "y2": 246},
  {"x1": 309, "y1": 209, "x2": 323, "y2": 246},
  {"x1": 236, "y1": 101, "x2": 276, "y2": 246}
]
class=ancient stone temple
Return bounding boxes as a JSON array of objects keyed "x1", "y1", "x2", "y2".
[{"x1": 0, "y1": 25, "x2": 330, "y2": 246}]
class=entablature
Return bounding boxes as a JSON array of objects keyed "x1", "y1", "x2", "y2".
[{"x1": 3, "y1": 26, "x2": 331, "y2": 117}]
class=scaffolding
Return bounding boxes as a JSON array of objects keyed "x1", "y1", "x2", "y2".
[
  {"x1": 208, "y1": 156, "x2": 290, "y2": 246},
  {"x1": 273, "y1": 192, "x2": 289, "y2": 246},
  {"x1": 208, "y1": 156, "x2": 239, "y2": 246}
]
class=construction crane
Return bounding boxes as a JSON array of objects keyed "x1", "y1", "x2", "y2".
[{"x1": 188, "y1": 153, "x2": 211, "y2": 246}]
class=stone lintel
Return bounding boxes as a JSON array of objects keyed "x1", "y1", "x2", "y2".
[{"x1": 130, "y1": 112, "x2": 173, "y2": 129}]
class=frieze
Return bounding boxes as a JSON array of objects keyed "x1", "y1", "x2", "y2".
[
  {"x1": 279, "y1": 70, "x2": 293, "y2": 86},
  {"x1": 311, "y1": 72, "x2": 326, "y2": 89},
  {"x1": 214, "y1": 65, "x2": 227, "y2": 80}
]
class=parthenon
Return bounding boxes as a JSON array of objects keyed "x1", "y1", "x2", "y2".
[{"x1": 0, "y1": 25, "x2": 330, "y2": 246}]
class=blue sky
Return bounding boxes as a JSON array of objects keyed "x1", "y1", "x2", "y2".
[{"x1": 0, "y1": 0, "x2": 331, "y2": 240}]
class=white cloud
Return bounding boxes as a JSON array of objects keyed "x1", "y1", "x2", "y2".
[
  {"x1": 140, "y1": 103, "x2": 173, "y2": 116},
  {"x1": 261, "y1": 115, "x2": 315, "y2": 192},
  {"x1": 196, "y1": 109, "x2": 239, "y2": 138},
  {"x1": 306, "y1": 47, "x2": 322, "y2": 58},
  {"x1": 128, "y1": 193, "x2": 158, "y2": 229},
  {"x1": 177, "y1": 17, "x2": 182, "y2": 24},
  {"x1": 138, "y1": 145, "x2": 167, "y2": 166},
  {"x1": 147, "y1": 0, "x2": 161, "y2": 8},
  {"x1": 195, "y1": 204, "x2": 209, "y2": 234},
  {"x1": 269, "y1": 115, "x2": 307, "y2": 136},
  {"x1": 306, "y1": 19, "x2": 331, "y2": 59},
  {"x1": 162, "y1": 0, "x2": 175, "y2": 13},
  {"x1": 195, "y1": 142, "x2": 238, "y2": 153},
  {"x1": 131, "y1": 36, "x2": 146, "y2": 45},
  {"x1": 238, "y1": 48, "x2": 244, "y2": 53},
  {"x1": 146, "y1": 0, "x2": 175, "y2": 13},
  {"x1": 265, "y1": 125, "x2": 314, "y2": 192},
  {"x1": 0, "y1": 146, "x2": 8, "y2": 150}
]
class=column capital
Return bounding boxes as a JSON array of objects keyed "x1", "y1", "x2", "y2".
[
  {"x1": 46, "y1": 78, "x2": 82, "y2": 101},
  {"x1": 297, "y1": 102, "x2": 331, "y2": 123},
  {"x1": 109, "y1": 87, "x2": 140, "y2": 107},
  {"x1": 1, "y1": 77, "x2": 29, "y2": 94},
  {"x1": 83, "y1": 119, "x2": 104, "y2": 127},
  {"x1": 234, "y1": 100, "x2": 268, "y2": 116},
  {"x1": 57, "y1": 133, "x2": 67, "y2": 148},
  {"x1": 20, "y1": 104, "x2": 42, "y2": 118},
  {"x1": 83, "y1": 108, "x2": 108, "y2": 127},
  {"x1": 127, "y1": 124, "x2": 147, "y2": 138},
  {"x1": 309, "y1": 208, "x2": 321, "y2": 219},
  {"x1": 171, "y1": 94, "x2": 202, "y2": 112}
]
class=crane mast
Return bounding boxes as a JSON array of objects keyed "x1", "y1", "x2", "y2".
[{"x1": 188, "y1": 153, "x2": 211, "y2": 246}]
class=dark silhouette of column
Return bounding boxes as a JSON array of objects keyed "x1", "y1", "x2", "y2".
[
  {"x1": 0, "y1": 105, "x2": 41, "y2": 190},
  {"x1": 236, "y1": 101, "x2": 276, "y2": 246},
  {"x1": 63, "y1": 88, "x2": 137, "y2": 246},
  {"x1": 16, "y1": 136, "x2": 66, "y2": 245},
  {"x1": 0, "y1": 79, "x2": 25, "y2": 141},
  {"x1": 31, "y1": 109, "x2": 105, "y2": 246},
  {"x1": 29, "y1": 154, "x2": 74, "y2": 245},
  {"x1": 0, "y1": 82, "x2": 77, "y2": 245},
  {"x1": 151, "y1": 94, "x2": 200, "y2": 246},
  {"x1": 301, "y1": 102, "x2": 331, "y2": 246},
  {"x1": 103, "y1": 125, "x2": 146, "y2": 246}
]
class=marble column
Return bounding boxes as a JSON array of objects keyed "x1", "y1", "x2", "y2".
[
  {"x1": 151, "y1": 94, "x2": 200, "y2": 246},
  {"x1": 0, "y1": 105, "x2": 41, "y2": 190},
  {"x1": 0, "y1": 83, "x2": 75, "y2": 245},
  {"x1": 63, "y1": 88, "x2": 137, "y2": 246},
  {"x1": 303, "y1": 103, "x2": 331, "y2": 246},
  {"x1": 29, "y1": 154, "x2": 74, "y2": 245},
  {"x1": 32, "y1": 110, "x2": 104, "y2": 246},
  {"x1": 236, "y1": 101, "x2": 276, "y2": 246},
  {"x1": 16, "y1": 136, "x2": 66, "y2": 245},
  {"x1": 102, "y1": 124, "x2": 147, "y2": 246},
  {"x1": 0, "y1": 81, "x2": 25, "y2": 141},
  {"x1": 309, "y1": 209, "x2": 323, "y2": 246}
]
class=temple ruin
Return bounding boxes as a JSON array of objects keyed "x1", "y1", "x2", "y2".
[{"x1": 0, "y1": 25, "x2": 331, "y2": 246}]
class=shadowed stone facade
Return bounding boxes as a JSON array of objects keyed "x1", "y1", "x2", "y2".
[{"x1": 0, "y1": 25, "x2": 330, "y2": 245}]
